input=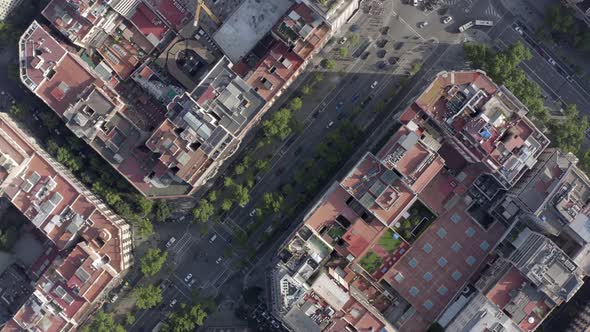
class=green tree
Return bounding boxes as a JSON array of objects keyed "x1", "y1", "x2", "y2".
[
  {"x1": 313, "y1": 72, "x2": 324, "y2": 83},
  {"x1": 349, "y1": 33, "x2": 360, "y2": 45},
  {"x1": 134, "y1": 285, "x2": 162, "y2": 309},
  {"x1": 125, "y1": 313, "x2": 136, "y2": 326},
  {"x1": 233, "y1": 185, "x2": 250, "y2": 206},
  {"x1": 162, "y1": 303, "x2": 208, "y2": 332},
  {"x1": 80, "y1": 311, "x2": 125, "y2": 332},
  {"x1": 207, "y1": 190, "x2": 218, "y2": 203},
  {"x1": 321, "y1": 58, "x2": 337, "y2": 70},
  {"x1": 220, "y1": 198, "x2": 233, "y2": 211},
  {"x1": 56, "y1": 147, "x2": 81, "y2": 172},
  {"x1": 9, "y1": 103, "x2": 25, "y2": 118},
  {"x1": 263, "y1": 108, "x2": 292, "y2": 139},
  {"x1": 551, "y1": 104, "x2": 588, "y2": 154},
  {"x1": 545, "y1": 4, "x2": 574, "y2": 33},
  {"x1": 155, "y1": 200, "x2": 171, "y2": 222},
  {"x1": 255, "y1": 159, "x2": 269, "y2": 172},
  {"x1": 301, "y1": 84, "x2": 312, "y2": 95},
  {"x1": 193, "y1": 199, "x2": 214, "y2": 223},
  {"x1": 289, "y1": 97, "x2": 303, "y2": 111},
  {"x1": 339, "y1": 47, "x2": 349, "y2": 57},
  {"x1": 263, "y1": 192, "x2": 284, "y2": 214},
  {"x1": 134, "y1": 196, "x2": 154, "y2": 216},
  {"x1": 223, "y1": 177, "x2": 234, "y2": 188},
  {"x1": 104, "y1": 191, "x2": 121, "y2": 206},
  {"x1": 137, "y1": 217, "x2": 154, "y2": 237},
  {"x1": 140, "y1": 248, "x2": 168, "y2": 277},
  {"x1": 234, "y1": 164, "x2": 245, "y2": 175},
  {"x1": 39, "y1": 111, "x2": 60, "y2": 130}
]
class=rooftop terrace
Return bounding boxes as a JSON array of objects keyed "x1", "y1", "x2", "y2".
[{"x1": 415, "y1": 71, "x2": 549, "y2": 188}]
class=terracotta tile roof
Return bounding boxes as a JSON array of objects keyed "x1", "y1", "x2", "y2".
[{"x1": 130, "y1": 2, "x2": 171, "y2": 44}]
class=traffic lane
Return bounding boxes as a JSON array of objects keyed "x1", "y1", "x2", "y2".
[
  {"x1": 130, "y1": 283, "x2": 182, "y2": 332},
  {"x1": 498, "y1": 28, "x2": 590, "y2": 111},
  {"x1": 173, "y1": 233, "x2": 230, "y2": 290}
]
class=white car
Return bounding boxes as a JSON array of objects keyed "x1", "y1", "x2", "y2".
[
  {"x1": 514, "y1": 25, "x2": 524, "y2": 35},
  {"x1": 249, "y1": 209, "x2": 256, "y2": 217},
  {"x1": 209, "y1": 234, "x2": 217, "y2": 243},
  {"x1": 216, "y1": 257, "x2": 223, "y2": 264},
  {"x1": 184, "y1": 273, "x2": 192, "y2": 283},
  {"x1": 338, "y1": 37, "x2": 347, "y2": 45},
  {"x1": 370, "y1": 81, "x2": 379, "y2": 89},
  {"x1": 165, "y1": 237, "x2": 176, "y2": 248},
  {"x1": 547, "y1": 57, "x2": 556, "y2": 66},
  {"x1": 326, "y1": 121, "x2": 335, "y2": 129},
  {"x1": 412, "y1": 0, "x2": 419, "y2": 6},
  {"x1": 443, "y1": 16, "x2": 453, "y2": 24},
  {"x1": 169, "y1": 299, "x2": 177, "y2": 308},
  {"x1": 419, "y1": 21, "x2": 429, "y2": 28}
]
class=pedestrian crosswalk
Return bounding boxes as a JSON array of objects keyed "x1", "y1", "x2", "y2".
[{"x1": 483, "y1": 2, "x2": 502, "y2": 19}]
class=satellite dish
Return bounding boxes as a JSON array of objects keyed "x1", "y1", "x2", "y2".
[{"x1": 527, "y1": 316, "x2": 535, "y2": 324}]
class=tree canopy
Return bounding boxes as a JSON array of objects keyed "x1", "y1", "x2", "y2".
[
  {"x1": 134, "y1": 285, "x2": 162, "y2": 309},
  {"x1": 551, "y1": 104, "x2": 588, "y2": 154},
  {"x1": 162, "y1": 303, "x2": 208, "y2": 332},
  {"x1": 140, "y1": 248, "x2": 168, "y2": 277},
  {"x1": 193, "y1": 199, "x2": 214, "y2": 223},
  {"x1": 289, "y1": 97, "x2": 303, "y2": 111},
  {"x1": 155, "y1": 200, "x2": 171, "y2": 222},
  {"x1": 80, "y1": 311, "x2": 125, "y2": 332},
  {"x1": 263, "y1": 108, "x2": 293, "y2": 139},
  {"x1": 233, "y1": 185, "x2": 250, "y2": 206}
]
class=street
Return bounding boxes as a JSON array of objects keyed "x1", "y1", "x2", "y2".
[{"x1": 2, "y1": 0, "x2": 589, "y2": 331}]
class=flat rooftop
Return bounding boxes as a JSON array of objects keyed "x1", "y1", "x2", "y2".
[
  {"x1": 341, "y1": 153, "x2": 416, "y2": 227},
  {"x1": 382, "y1": 200, "x2": 506, "y2": 324},
  {"x1": 144, "y1": 0, "x2": 191, "y2": 31},
  {"x1": 213, "y1": 0, "x2": 293, "y2": 63},
  {"x1": 415, "y1": 71, "x2": 549, "y2": 186}
]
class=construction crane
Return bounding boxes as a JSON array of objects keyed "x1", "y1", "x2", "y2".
[{"x1": 193, "y1": 0, "x2": 221, "y2": 28}]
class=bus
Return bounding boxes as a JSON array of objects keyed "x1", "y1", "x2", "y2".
[
  {"x1": 475, "y1": 20, "x2": 494, "y2": 26},
  {"x1": 458, "y1": 21, "x2": 474, "y2": 32}
]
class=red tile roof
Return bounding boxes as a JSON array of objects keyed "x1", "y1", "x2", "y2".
[{"x1": 130, "y1": 2, "x2": 171, "y2": 44}]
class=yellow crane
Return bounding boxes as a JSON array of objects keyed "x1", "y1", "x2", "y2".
[{"x1": 193, "y1": 0, "x2": 221, "y2": 28}]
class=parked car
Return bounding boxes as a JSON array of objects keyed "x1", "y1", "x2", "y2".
[
  {"x1": 326, "y1": 121, "x2": 335, "y2": 129},
  {"x1": 216, "y1": 257, "x2": 223, "y2": 264},
  {"x1": 419, "y1": 21, "x2": 429, "y2": 28},
  {"x1": 371, "y1": 81, "x2": 379, "y2": 89},
  {"x1": 209, "y1": 234, "x2": 217, "y2": 243},
  {"x1": 547, "y1": 57, "x2": 557, "y2": 66},
  {"x1": 184, "y1": 273, "x2": 192, "y2": 283},
  {"x1": 338, "y1": 37, "x2": 347, "y2": 45},
  {"x1": 166, "y1": 237, "x2": 176, "y2": 248},
  {"x1": 170, "y1": 299, "x2": 177, "y2": 308},
  {"x1": 443, "y1": 16, "x2": 453, "y2": 24}
]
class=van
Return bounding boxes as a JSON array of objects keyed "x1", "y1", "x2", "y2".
[{"x1": 209, "y1": 234, "x2": 217, "y2": 243}]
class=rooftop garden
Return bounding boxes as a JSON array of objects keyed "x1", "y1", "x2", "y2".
[
  {"x1": 396, "y1": 200, "x2": 435, "y2": 242},
  {"x1": 359, "y1": 250, "x2": 383, "y2": 274},
  {"x1": 326, "y1": 223, "x2": 345, "y2": 239},
  {"x1": 378, "y1": 229, "x2": 402, "y2": 253}
]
